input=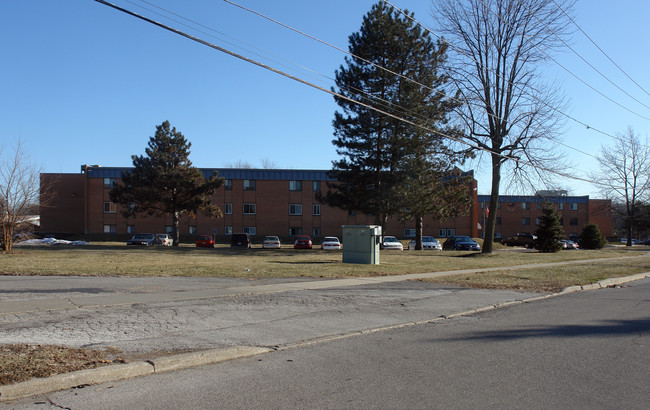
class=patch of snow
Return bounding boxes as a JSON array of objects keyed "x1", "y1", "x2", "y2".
[{"x1": 14, "y1": 238, "x2": 90, "y2": 246}]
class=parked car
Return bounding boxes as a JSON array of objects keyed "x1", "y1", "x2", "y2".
[
  {"x1": 381, "y1": 236, "x2": 403, "y2": 250},
  {"x1": 560, "y1": 239, "x2": 579, "y2": 250},
  {"x1": 126, "y1": 233, "x2": 161, "y2": 246},
  {"x1": 156, "y1": 233, "x2": 173, "y2": 247},
  {"x1": 501, "y1": 233, "x2": 537, "y2": 248},
  {"x1": 262, "y1": 236, "x2": 281, "y2": 249},
  {"x1": 231, "y1": 233, "x2": 252, "y2": 248},
  {"x1": 443, "y1": 236, "x2": 481, "y2": 251},
  {"x1": 321, "y1": 236, "x2": 342, "y2": 250},
  {"x1": 293, "y1": 235, "x2": 312, "y2": 249},
  {"x1": 195, "y1": 235, "x2": 215, "y2": 248},
  {"x1": 408, "y1": 236, "x2": 442, "y2": 251}
]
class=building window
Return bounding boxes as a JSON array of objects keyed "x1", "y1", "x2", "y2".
[
  {"x1": 570, "y1": 203, "x2": 578, "y2": 210},
  {"x1": 313, "y1": 181, "x2": 321, "y2": 192},
  {"x1": 243, "y1": 226, "x2": 256, "y2": 235},
  {"x1": 569, "y1": 218, "x2": 578, "y2": 226},
  {"x1": 289, "y1": 204, "x2": 302, "y2": 215},
  {"x1": 127, "y1": 225, "x2": 135, "y2": 234},
  {"x1": 522, "y1": 202, "x2": 529, "y2": 210},
  {"x1": 447, "y1": 229, "x2": 455, "y2": 237},
  {"x1": 243, "y1": 203, "x2": 256, "y2": 215},
  {"x1": 494, "y1": 232, "x2": 502, "y2": 239},
  {"x1": 289, "y1": 180, "x2": 302, "y2": 191},
  {"x1": 224, "y1": 179, "x2": 232, "y2": 190},
  {"x1": 243, "y1": 179, "x2": 256, "y2": 191},
  {"x1": 103, "y1": 224, "x2": 116, "y2": 233},
  {"x1": 225, "y1": 202, "x2": 232, "y2": 215},
  {"x1": 289, "y1": 227, "x2": 302, "y2": 236},
  {"x1": 348, "y1": 209, "x2": 356, "y2": 216},
  {"x1": 189, "y1": 225, "x2": 197, "y2": 235},
  {"x1": 312, "y1": 204, "x2": 321, "y2": 216},
  {"x1": 312, "y1": 227, "x2": 321, "y2": 237},
  {"x1": 404, "y1": 229, "x2": 416, "y2": 237},
  {"x1": 558, "y1": 203, "x2": 564, "y2": 210},
  {"x1": 522, "y1": 217, "x2": 530, "y2": 225},
  {"x1": 165, "y1": 225, "x2": 173, "y2": 234},
  {"x1": 439, "y1": 229, "x2": 447, "y2": 237},
  {"x1": 103, "y1": 202, "x2": 116, "y2": 213},
  {"x1": 225, "y1": 226, "x2": 232, "y2": 235},
  {"x1": 103, "y1": 178, "x2": 117, "y2": 188},
  {"x1": 535, "y1": 218, "x2": 541, "y2": 226}
]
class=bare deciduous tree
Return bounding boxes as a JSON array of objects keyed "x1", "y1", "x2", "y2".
[
  {"x1": 433, "y1": 0, "x2": 573, "y2": 253},
  {"x1": 593, "y1": 127, "x2": 650, "y2": 246},
  {"x1": 0, "y1": 140, "x2": 52, "y2": 253}
]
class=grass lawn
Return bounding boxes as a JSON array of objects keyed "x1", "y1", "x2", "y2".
[{"x1": 2, "y1": 242, "x2": 649, "y2": 289}]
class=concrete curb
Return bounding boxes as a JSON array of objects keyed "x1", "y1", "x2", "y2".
[
  {"x1": 1, "y1": 273, "x2": 648, "y2": 402},
  {"x1": 0, "y1": 346, "x2": 270, "y2": 402},
  {"x1": 560, "y1": 272, "x2": 650, "y2": 293}
]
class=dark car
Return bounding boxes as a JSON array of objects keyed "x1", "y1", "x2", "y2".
[
  {"x1": 443, "y1": 236, "x2": 481, "y2": 251},
  {"x1": 126, "y1": 233, "x2": 161, "y2": 246},
  {"x1": 501, "y1": 233, "x2": 537, "y2": 248},
  {"x1": 293, "y1": 235, "x2": 312, "y2": 249},
  {"x1": 231, "y1": 233, "x2": 251, "y2": 248},
  {"x1": 195, "y1": 235, "x2": 215, "y2": 248}
]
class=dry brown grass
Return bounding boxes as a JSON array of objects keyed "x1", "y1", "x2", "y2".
[{"x1": 0, "y1": 344, "x2": 124, "y2": 386}]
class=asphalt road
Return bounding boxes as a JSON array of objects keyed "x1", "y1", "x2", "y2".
[{"x1": 5, "y1": 278, "x2": 648, "y2": 409}]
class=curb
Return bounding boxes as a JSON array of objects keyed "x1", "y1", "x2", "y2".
[
  {"x1": 0, "y1": 346, "x2": 271, "y2": 402},
  {"x1": 1, "y1": 273, "x2": 648, "y2": 402},
  {"x1": 560, "y1": 272, "x2": 650, "y2": 293}
]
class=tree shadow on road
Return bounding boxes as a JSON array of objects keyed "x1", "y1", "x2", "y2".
[{"x1": 434, "y1": 318, "x2": 650, "y2": 341}]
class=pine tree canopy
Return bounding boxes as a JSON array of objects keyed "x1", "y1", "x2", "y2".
[
  {"x1": 110, "y1": 121, "x2": 224, "y2": 245},
  {"x1": 321, "y1": 2, "x2": 470, "y2": 233}
]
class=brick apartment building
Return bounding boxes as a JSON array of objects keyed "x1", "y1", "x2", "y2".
[
  {"x1": 40, "y1": 166, "x2": 611, "y2": 243},
  {"x1": 40, "y1": 165, "x2": 479, "y2": 242},
  {"x1": 477, "y1": 191, "x2": 612, "y2": 241}
]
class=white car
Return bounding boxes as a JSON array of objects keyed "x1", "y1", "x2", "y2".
[
  {"x1": 381, "y1": 236, "x2": 403, "y2": 250},
  {"x1": 156, "y1": 233, "x2": 173, "y2": 246},
  {"x1": 321, "y1": 236, "x2": 342, "y2": 250},
  {"x1": 408, "y1": 236, "x2": 442, "y2": 251},
  {"x1": 262, "y1": 236, "x2": 281, "y2": 249}
]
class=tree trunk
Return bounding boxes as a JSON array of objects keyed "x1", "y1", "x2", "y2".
[
  {"x1": 415, "y1": 215, "x2": 423, "y2": 250},
  {"x1": 482, "y1": 154, "x2": 502, "y2": 254},
  {"x1": 172, "y1": 211, "x2": 180, "y2": 247}
]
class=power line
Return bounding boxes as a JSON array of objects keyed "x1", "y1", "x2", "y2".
[
  {"x1": 91, "y1": 0, "x2": 618, "y2": 191},
  {"x1": 550, "y1": 0, "x2": 650, "y2": 100},
  {"x1": 221, "y1": 0, "x2": 617, "y2": 161}
]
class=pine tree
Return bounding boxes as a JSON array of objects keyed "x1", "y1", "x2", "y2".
[
  {"x1": 320, "y1": 2, "x2": 469, "y2": 241},
  {"x1": 534, "y1": 204, "x2": 565, "y2": 253},
  {"x1": 579, "y1": 223, "x2": 607, "y2": 249},
  {"x1": 110, "y1": 121, "x2": 223, "y2": 246}
]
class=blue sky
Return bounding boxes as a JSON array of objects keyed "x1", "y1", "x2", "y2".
[{"x1": 2, "y1": 0, "x2": 649, "y2": 196}]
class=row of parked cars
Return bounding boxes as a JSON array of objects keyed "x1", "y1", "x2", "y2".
[
  {"x1": 126, "y1": 233, "x2": 173, "y2": 246},
  {"x1": 195, "y1": 233, "x2": 343, "y2": 250},
  {"x1": 128, "y1": 232, "x2": 483, "y2": 252},
  {"x1": 500, "y1": 234, "x2": 580, "y2": 250}
]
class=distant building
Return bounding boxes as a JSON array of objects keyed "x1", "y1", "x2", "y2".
[{"x1": 478, "y1": 194, "x2": 612, "y2": 241}]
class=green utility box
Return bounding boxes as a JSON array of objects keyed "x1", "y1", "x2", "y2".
[{"x1": 342, "y1": 225, "x2": 382, "y2": 265}]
